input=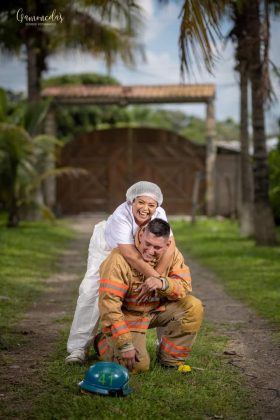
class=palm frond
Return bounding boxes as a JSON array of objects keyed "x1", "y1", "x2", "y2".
[
  {"x1": 58, "y1": 4, "x2": 144, "y2": 68},
  {"x1": 23, "y1": 98, "x2": 51, "y2": 136},
  {"x1": 179, "y1": 0, "x2": 228, "y2": 76},
  {"x1": 39, "y1": 166, "x2": 89, "y2": 183},
  {"x1": 22, "y1": 167, "x2": 89, "y2": 195}
]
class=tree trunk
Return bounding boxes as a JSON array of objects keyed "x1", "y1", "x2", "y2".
[
  {"x1": 26, "y1": 37, "x2": 41, "y2": 102},
  {"x1": 239, "y1": 63, "x2": 255, "y2": 237},
  {"x1": 7, "y1": 194, "x2": 19, "y2": 228},
  {"x1": 248, "y1": 0, "x2": 277, "y2": 245},
  {"x1": 206, "y1": 100, "x2": 217, "y2": 216},
  {"x1": 43, "y1": 110, "x2": 57, "y2": 210},
  {"x1": 25, "y1": 38, "x2": 43, "y2": 220}
]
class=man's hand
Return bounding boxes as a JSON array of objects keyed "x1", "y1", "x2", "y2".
[
  {"x1": 136, "y1": 277, "x2": 162, "y2": 303},
  {"x1": 120, "y1": 349, "x2": 140, "y2": 371}
]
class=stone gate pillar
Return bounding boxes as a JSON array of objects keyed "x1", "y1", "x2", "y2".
[{"x1": 206, "y1": 99, "x2": 217, "y2": 216}]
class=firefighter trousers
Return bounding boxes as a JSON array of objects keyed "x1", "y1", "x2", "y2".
[{"x1": 99, "y1": 294, "x2": 203, "y2": 373}]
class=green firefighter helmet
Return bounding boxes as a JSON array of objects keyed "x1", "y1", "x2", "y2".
[{"x1": 78, "y1": 361, "x2": 133, "y2": 396}]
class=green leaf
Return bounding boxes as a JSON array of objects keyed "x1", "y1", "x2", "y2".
[{"x1": 24, "y1": 99, "x2": 51, "y2": 136}]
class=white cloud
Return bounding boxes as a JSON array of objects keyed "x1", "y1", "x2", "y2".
[
  {"x1": 128, "y1": 49, "x2": 181, "y2": 84},
  {"x1": 140, "y1": 0, "x2": 154, "y2": 19},
  {"x1": 0, "y1": 56, "x2": 26, "y2": 92},
  {"x1": 142, "y1": 1, "x2": 180, "y2": 43},
  {"x1": 48, "y1": 50, "x2": 102, "y2": 75}
]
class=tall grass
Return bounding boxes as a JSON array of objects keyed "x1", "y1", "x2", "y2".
[
  {"x1": 171, "y1": 218, "x2": 280, "y2": 328},
  {"x1": 0, "y1": 217, "x2": 74, "y2": 347}
]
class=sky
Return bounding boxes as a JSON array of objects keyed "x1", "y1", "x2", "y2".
[{"x1": 0, "y1": 0, "x2": 280, "y2": 133}]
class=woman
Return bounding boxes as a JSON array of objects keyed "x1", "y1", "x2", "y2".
[{"x1": 66, "y1": 181, "x2": 175, "y2": 364}]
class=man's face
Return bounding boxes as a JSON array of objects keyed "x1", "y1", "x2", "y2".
[
  {"x1": 132, "y1": 196, "x2": 157, "y2": 226},
  {"x1": 138, "y1": 229, "x2": 170, "y2": 262}
]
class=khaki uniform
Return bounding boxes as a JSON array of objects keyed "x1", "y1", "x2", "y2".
[{"x1": 98, "y1": 247, "x2": 203, "y2": 372}]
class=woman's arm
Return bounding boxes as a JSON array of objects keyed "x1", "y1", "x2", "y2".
[
  {"x1": 118, "y1": 244, "x2": 161, "y2": 278},
  {"x1": 155, "y1": 235, "x2": 175, "y2": 275}
]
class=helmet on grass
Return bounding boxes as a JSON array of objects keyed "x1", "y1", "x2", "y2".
[{"x1": 79, "y1": 361, "x2": 133, "y2": 396}]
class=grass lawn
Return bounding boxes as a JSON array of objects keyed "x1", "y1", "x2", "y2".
[
  {"x1": 171, "y1": 218, "x2": 280, "y2": 330},
  {"x1": 28, "y1": 326, "x2": 254, "y2": 420},
  {"x1": 0, "y1": 216, "x2": 257, "y2": 419},
  {"x1": 0, "y1": 216, "x2": 74, "y2": 348}
]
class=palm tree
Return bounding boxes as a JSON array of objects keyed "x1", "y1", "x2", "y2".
[
  {"x1": 0, "y1": 89, "x2": 87, "y2": 227},
  {"x1": 0, "y1": 1, "x2": 144, "y2": 102},
  {"x1": 178, "y1": 0, "x2": 278, "y2": 245},
  {"x1": 246, "y1": 0, "x2": 277, "y2": 244},
  {"x1": 0, "y1": 123, "x2": 33, "y2": 226},
  {"x1": 229, "y1": 2, "x2": 255, "y2": 237},
  {"x1": 0, "y1": 1, "x2": 52, "y2": 101}
]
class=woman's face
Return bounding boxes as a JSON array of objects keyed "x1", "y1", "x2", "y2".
[{"x1": 132, "y1": 196, "x2": 157, "y2": 226}]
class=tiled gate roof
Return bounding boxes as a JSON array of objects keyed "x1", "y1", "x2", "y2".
[{"x1": 42, "y1": 84, "x2": 215, "y2": 105}]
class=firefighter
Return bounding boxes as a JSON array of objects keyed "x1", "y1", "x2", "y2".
[
  {"x1": 66, "y1": 181, "x2": 175, "y2": 364},
  {"x1": 96, "y1": 218, "x2": 203, "y2": 372}
]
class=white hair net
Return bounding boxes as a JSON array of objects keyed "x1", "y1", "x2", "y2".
[{"x1": 126, "y1": 181, "x2": 163, "y2": 206}]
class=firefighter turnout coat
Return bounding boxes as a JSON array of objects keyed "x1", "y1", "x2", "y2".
[{"x1": 98, "y1": 246, "x2": 203, "y2": 369}]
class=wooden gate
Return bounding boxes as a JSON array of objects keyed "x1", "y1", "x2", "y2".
[{"x1": 56, "y1": 127, "x2": 206, "y2": 214}]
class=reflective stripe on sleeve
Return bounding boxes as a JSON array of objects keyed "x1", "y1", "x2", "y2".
[
  {"x1": 99, "y1": 279, "x2": 128, "y2": 298},
  {"x1": 124, "y1": 293, "x2": 161, "y2": 310},
  {"x1": 126, "y1": 317, "x2": 150, "y2": 330},
  {"x1": 111, "y1": 320, "x2": 130, "y2": 337},
  {"x1": 169, "y1": 268, "x2": 191, "y2": 280}
]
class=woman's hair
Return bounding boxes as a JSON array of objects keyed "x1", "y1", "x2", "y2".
[{"x1": 126, "y1": 181, "x2": 163, "y2": 206}]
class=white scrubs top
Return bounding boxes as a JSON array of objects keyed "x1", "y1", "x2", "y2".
[{"x1": 105, "y1": 202, "x2": 169, "y2": 249}]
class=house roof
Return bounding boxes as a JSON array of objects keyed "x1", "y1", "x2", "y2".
[
  {"x1": 41, "y1": 84, "x2": 215, "y2": 105},
  {"x1": 217, "y1": 138, "x2": 279, "y2": 154}
]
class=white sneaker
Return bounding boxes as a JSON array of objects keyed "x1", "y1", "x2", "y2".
[{"x1": 65, "y1": 349, "x2": 86, "y2": 364}]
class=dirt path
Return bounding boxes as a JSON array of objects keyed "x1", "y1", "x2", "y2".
[
  {"x1": 1, "y1": 215, "x2": 280, "y2": 419},
  {"x1": 0, "y1": 214, "x2": 104, "y2": 418},
  {"x1": 190, "y1": 259, "x2": 280, "y2": 419}
]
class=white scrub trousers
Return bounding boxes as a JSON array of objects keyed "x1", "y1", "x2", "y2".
[{"x1": 67, "y1": 221, "x2": 110, "y2": 353}]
